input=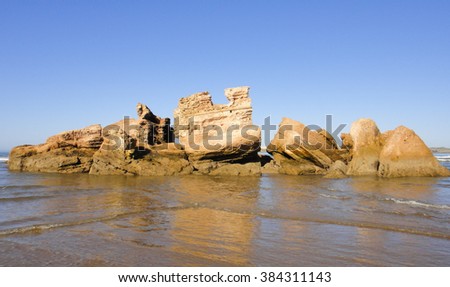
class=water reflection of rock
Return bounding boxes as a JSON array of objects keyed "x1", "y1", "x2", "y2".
[
  {"x1": 38, "y1": 174, "x2": 155, "y2": 215},
  {"x1": 257, "y1": 175, "x2": 330, "y2": 218},
  {"x1": 35, "y1": 174, "x2": 166, "y2": 247},
  {"x1": 349, "y1": 176, "x2": 440, "y2": 199},
  {"x1": 31, "y1": 174, "x2": 176, "y2": 265},
  {"x1": 168, "y1": 176, "x2": 260, "y2": 266}
]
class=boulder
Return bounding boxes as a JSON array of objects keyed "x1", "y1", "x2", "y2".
[
  {"x1": 266, "y1": 117, "x2": 344, "y2": 174},
  {"x1": 378, "y1": 126, "x2": 450, "y2": 177},
  {"x1": 346, "y1": 118, "x2": 382, "y2": 176}
]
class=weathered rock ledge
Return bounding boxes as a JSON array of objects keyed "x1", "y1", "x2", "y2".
[
  {"x1": 8, "y1": 86, "x2": 450, "y2": 178},
  {"x1": 9, "y1": 87, "x2": 262, "y2": 176}
]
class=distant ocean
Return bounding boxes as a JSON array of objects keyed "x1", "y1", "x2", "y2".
[
  {"x1": 0, "y1": 151, "x2": 8, "y2": 162},
  {"x1": 435, "y1": 153, "x2": 450, "y2": 164},
  {"x1": 0, "y1": 150, "x2": 449, "y2": 266}
]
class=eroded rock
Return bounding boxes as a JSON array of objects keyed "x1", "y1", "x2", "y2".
[
  {"x1": 8, "y1": 124, "x2": 102, "y2": 173},
  {"x1": 8, "y1": 89, "x2": 449, "y2": 179},
  {"x1": 173, "y1": 86, "x2": 261, "y2": 175},
  {"x1": 46, "y1": 124, "x2": 103, "y2": 149},
  {"x1": 266, "y1": 117, "x2": 344, "y2": 175},
  {"x1": 89, "y1": 143, "x2": 192, "y2": 176},
  {"x1": 346, "y1": 118, "x2": 382, "y2": 176},
  {"x1": 89, "y1": 105, "x2": 185, "y2": 176},
  {"x1": 378, "y1": 126, "x2": 450, "y2": 177},
  {"x1": 135, "y1": 103, "x2": 173, "y2": 146},
  {"x1": 324, "y1": 160, "x2": 348, "y2": 179}
]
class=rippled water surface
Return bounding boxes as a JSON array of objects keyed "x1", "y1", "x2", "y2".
[{"x1": 0, "y1": 157, "x2": 449, "y2": 266}]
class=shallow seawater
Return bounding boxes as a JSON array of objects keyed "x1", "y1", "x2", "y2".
[{"x1": 0, "y1": 157, "x2": 449, "y2": 266}]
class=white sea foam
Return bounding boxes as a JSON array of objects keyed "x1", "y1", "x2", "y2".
[
  {"x1": 318, "y1": 193, "x2": 351, "y2": 200},
  {"x1": 385, "y1": 197, "x2": 450, "y2": 210},
  {"x1": 435, "y1": 154, "x2": 450, "y2": 162},
  {"x1": 0, "y1": 157, "x2": 8, "y2": 162}
]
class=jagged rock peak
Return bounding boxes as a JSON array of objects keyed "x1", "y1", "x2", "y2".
[{"x1": 136, "y1": 102, "x2": 160, "y2": 123}]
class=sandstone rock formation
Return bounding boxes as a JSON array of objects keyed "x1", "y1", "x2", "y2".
[
  {"x1": 174, "y1": 86, "x2": 261, "y2": 175},
  {"x1": 378, "y1": 126, "x2": 450, "y2": 177},
  {"x1": 7, "y1": 87, "x2": 449, "y2": 178},
  {"x1": 266, "y1": 117, "x2": 449, "y2": 178},
  {"x1": 88, "y1": 104, "x2": 190, "y2": 176},
  {"x1": 8, "y1": 104, "x2": 188, "y2": 176},
  {"x1": 9, "y1": 88, "x2": 263, "y2": 176},
  {"x1": 266, "y1": 117, "x2": 345, "y2": 175},
  {"x1": 324, "y1": 160, "x2": 348, "y2": 179},
  {"x1": 8, "y1": 124, "x2": 103, "y2": 173},
  {"x1": 136, "y1": 103, "x2": 173, "y2": 145},
  {"x1": 341, "y1": 119, "x2": 450, "y2": 177},
  {"x1": 260, "y1": 155, "x2": 280, "y2": 174},
  {"x1": 46, "y1": 124, "x2": 103, "y2": 149},
  {"x1": 89, "y1": 142, "x2": 192, "y2": 176},
  {"x1": 346, "y1": 118, "x2": 382, "y2": 176}
]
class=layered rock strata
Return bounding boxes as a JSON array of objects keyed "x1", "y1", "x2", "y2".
[
  {"x1": 9, "y1": 104, "x2": 191, "y2": 176},
  {"x1": 267, "y1": 118, "x2": 346, "y2": 175},
  {"x1": 266, "y1": 117, "x2": 449, "y2": 178},
  {"x1": 174, "y1": 86, "x2": 261, "y2": 175},
  {"x1": 7, "y1": 87, "x2": 449, "y2": 178},
  {"x1": 87, "y1": 103, "x2": 192, "y2": 176},
  {"x1": 8, "y1": 125, "x2": 103, "y2": 173},
  {"x1": 9, "y1": 87, "x2": 262, "y2": 176}
]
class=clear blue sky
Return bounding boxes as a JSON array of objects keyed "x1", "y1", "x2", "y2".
[{"x1": 1, "y1": 0, "x2": 449, "y2": 151}]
